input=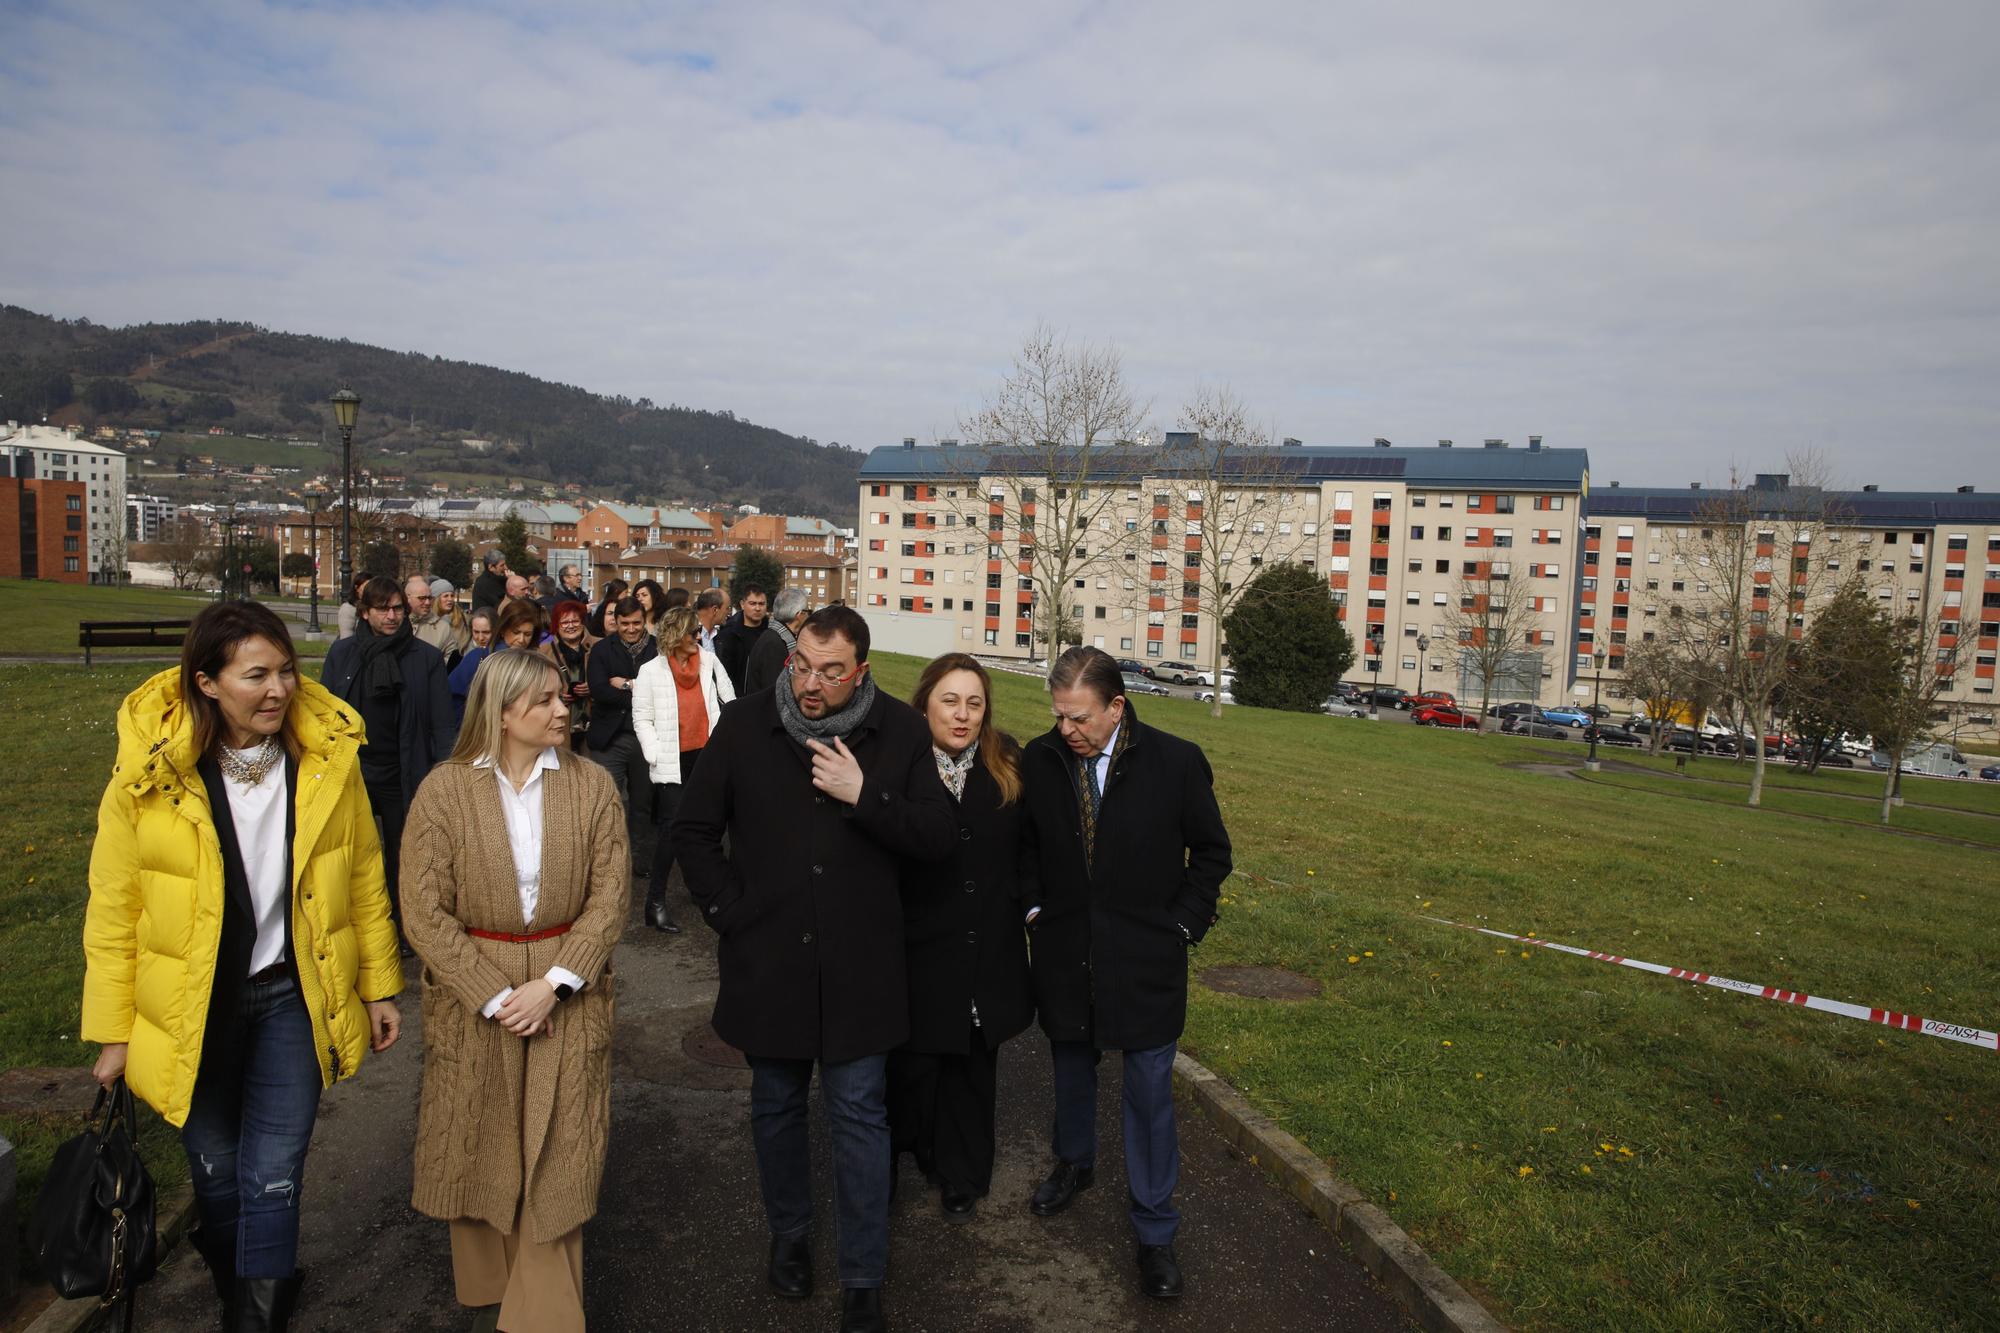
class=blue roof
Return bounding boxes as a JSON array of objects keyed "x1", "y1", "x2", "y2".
[
  {"x1": 859, "y1": 442, "x2": 1590, "y2": 489},
  {"x1": 1588, "y1": 486, "x2": 2000, "y2": 525}
]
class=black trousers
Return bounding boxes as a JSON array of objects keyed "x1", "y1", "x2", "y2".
[
  {"x1": 888, "y1": 1022, "x2": 1000, "y2": 1197},
  {"x1": 649, "y1": 748, "x2": 701, "y2": 900},
  {"x1": 363, "y1": 775, "x2": 405, "y2": 932}
]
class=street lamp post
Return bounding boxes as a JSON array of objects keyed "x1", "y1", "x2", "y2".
[
  {"x1": 304, "y1": 490, "x2": 323, "y2": 633},
  {"x1": 1368, "y1": 633, "x2": 1384, "y2": 716},
  {"x1": 330, "y1": 388, "x2": 361, "y2": 613},
  {"x1": 1415, "y1": 632, "x2": 1433, "y2": 721},
  {"x1": 1586, "y1": 644, "x2": 1607, "y2": 771}
]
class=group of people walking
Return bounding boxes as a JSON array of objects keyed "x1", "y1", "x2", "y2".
[{"x1": 79, "y1": 575, "x2": 1231, "y2": 1333}]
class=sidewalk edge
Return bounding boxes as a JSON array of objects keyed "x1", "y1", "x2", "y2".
[{"x1": 1172, "y1": 1051, "x2": 1506, "y2": 1333}]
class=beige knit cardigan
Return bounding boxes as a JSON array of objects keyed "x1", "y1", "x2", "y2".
[{"x1": 400, "y1": 751, "x2": 630, "y2": 1243}]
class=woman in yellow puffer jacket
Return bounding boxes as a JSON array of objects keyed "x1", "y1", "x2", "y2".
[{"x1": 82, "y1": 601, "x2": 404, "y2": 1332}]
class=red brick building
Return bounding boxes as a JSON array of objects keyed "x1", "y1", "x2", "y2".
[{"x1": 0, "y1": 476, "x2": 89, "y2": 581}]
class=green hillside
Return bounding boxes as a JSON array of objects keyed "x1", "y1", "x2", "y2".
[{"x1": 0, "y1": 305, "x2": 864, "y2": 521}]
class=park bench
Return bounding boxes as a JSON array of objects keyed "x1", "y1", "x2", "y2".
[{"x1": 78, "y1": 619, "x2": 193, "y2": 667}]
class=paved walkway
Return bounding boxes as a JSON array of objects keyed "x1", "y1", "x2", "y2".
[{"x1": 140, "y1": 874, "x2": 1411, "y2": 1332}]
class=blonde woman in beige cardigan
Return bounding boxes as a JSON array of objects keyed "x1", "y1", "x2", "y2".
[{"x1": 400, "y1": 648, "x2": 631, "y2": 1333}]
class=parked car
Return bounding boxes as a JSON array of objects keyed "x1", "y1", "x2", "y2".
[
  {"x1": 1330, "y1": 681, "x2": 1364, "y2": 704},
  {"x1": 1982, "y1": 765, "x2": 2000, "y2": 781},
  {"x1": 1541, "y1": 706, "x2": 1591, "y2": 728},
  {"x1": 1114, "y1": 658, "x2": 1157, "y2": 680},
  {"x1": 1161, "y1": 665, "x2": 1207, "y2": 685},
  {"x1": 1501, "y1": 716, "x2": 1569, "y2": 740},
  {"x1": 1121, "y1": 672, "x2": 1170, "y2": 697},
  {"x1": 1323, "y1": 697, "x2": 1376, "y2": 719},
  {"x1": 1197, "y1": 689, "x2": 1235, "y2": 705},
  {"x1": 1582, "y1": 703, "x2": 1613, "y2": 719},
  {"x1": 1361, "y1": 686, "x2": 1411, "y2": 709},
  {"x1": 1586, "y1": 723, "x2": 1643, "y2": 747},
  {"x1": 1487, "y1": 701, "x2": 1537, "y2": 719},
  {"x1": 1413, "y1": 703, "x2": 1482, "y2": 730},
  {"x1": 1406, "y1": 691, "x2": 1458, "y2": 711}
]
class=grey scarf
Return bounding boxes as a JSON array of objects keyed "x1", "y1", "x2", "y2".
[
  {"x1": 773, "y1": 618, "x2": 799, "y2": 655},
  {"x1": 773, "y1": 670, "x2": 878, "y2": 749}
]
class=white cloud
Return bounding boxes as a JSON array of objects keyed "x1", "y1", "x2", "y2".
[{"x1": 2, "y1": 0, "x2": 1995, "y2": 486}]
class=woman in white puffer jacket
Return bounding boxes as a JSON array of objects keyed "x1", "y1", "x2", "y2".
[{"x1": 630, "y1": 605, "x2": 735, "y2": 933}]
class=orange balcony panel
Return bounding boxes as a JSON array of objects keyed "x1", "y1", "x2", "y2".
[
  {"x1": 1367, "y1": 575, "x2": 1387, "y2": 591},
  {"x1": 1334, "y1": 509, "x2": 1352, "y2": 523},
  {"x1": 1365, "y1": 608, "x2": 1386, "y2": 624},
  {"x1": 1020, "y1": 503, "x2": 1036, "y2": 518},
  {"x1": 1617, "y1": 539, "x2": 1633, "y2": 552},
  {"x1": 1980, "y1": 635, "x2": 1999, "y2": 650},
  {"x1": 1975, "y1": 662, "x2": 1995, "y2": 678},
  {"x1": 1153, "y1": 535, "x2": 1170, "y2": 548},
  {"x1": 984, "y1": 617, "x2": 1000, "y2": 631},
  {"x1": 1147, "y1": 625, "x2": 1164, "y2": 640},
  {"x1": 1149, "y1": 597, "x2": 1166, "y2": 612},
  {"x1": 1180, "y1": 628, "x2": 1199, "y2": 644},
  {"x1": 1329, "y1": 573, "x2": 1349, "y2": 588},
  {"x1": 1331, "y1": 542, "x2": 1351, "y2": 557},
  {"x1": 1944, "y1": 577, "x2": 1964, "y2": 592},
  {"x1": 1182, "y1": 597, "x2": 1201, "y2": 614},
  {"x1": 1016, "y1": 617, "x2": 1032, "y2": 631},
  {"x1": 1585, "y1": 538, "x2": 1601, "y2": 551},
  {"x1": 1370, "y1": 543, "x2": 1390, "y2": 559},
  {"x1": 1152, "y1": 505, "x2": 1170, "y2": 520},
  {"x1": 986, "y1": 560, "x2": 1001, "y2": 573}
]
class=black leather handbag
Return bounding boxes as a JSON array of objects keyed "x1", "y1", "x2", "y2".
[{"x1": 30, "y1": 1078, "x2": 159, "y2": 1327}]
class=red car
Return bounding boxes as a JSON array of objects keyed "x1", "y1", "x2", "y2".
[
  {"x1": 1413, "y1": 703, "x2": 1481, "y2": 729},
  {"x1": 1406, "y1": 691, "x2": 1458, "y2": 711}
]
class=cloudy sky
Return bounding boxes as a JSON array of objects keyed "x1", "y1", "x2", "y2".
[{"x1": 3, "y1": 0, "x2": 1995, "y2": 488}]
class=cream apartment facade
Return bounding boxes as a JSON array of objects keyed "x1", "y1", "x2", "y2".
[
  {"x1": 856, "y1": 438, "x2": 1592, "y2": 705},
  {"x1": 1584, "y1": 480, "x2": 1998, "y2": 746}
]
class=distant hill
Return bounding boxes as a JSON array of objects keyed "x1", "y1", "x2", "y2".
[{"x1": 0, "y1": 305, "x2": 865, "y2": 521}]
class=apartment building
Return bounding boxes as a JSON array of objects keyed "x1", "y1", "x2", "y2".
[
  {"x1": 1586, "y1": 479, "x2": 1999, "y2": 745},
  {"x1": 0, "y1": 423, "x2": 129, "y2": 582},
  {"x1": 0, "y1": 473, "x2": 89, "y2": 581},
  {"x1": 856, "y1": 438, "x2": 1590, "y2": 704},
  {"x1": 577, "y1": 503, "x2": 715, "y2": 552},
  {"x1": 126, "y1": 493, "x2": 178, "y2": 543}
]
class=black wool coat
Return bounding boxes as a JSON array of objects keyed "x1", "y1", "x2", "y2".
[
  {"x1": 320, "y1": 633, "x2": 456, "y2": 807},
  {"x1": 1019, "y1": 702, "x2": 1232, "y2": 1051},
  {"x1": 673, "y1": 686, "x2": 957, "y2": 1063},
  {"x1": 584, "y1": 633, "x2": 656, "y2": 750},
  {"x1": 899, "y1": 756, "x2": 1034, "y2": 1054}
]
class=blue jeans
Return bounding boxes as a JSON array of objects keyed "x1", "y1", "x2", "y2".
[
  {"x1": 1050, "y1": 1039, "x2": 1181, "y2": 1245},
  {"x1": 747, "y1": 1054, "x2": 889, "y2": 1288},
  {"x1": 180, "y1": 972, "x2": 324, "y2": 1279}
]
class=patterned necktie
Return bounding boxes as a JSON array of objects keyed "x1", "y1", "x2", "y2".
[{"x1": 1077, "y1": 753, "x2": 1101, "y2": 871}]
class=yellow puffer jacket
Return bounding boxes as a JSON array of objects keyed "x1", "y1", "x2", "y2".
[{"x1": 82, "y1": 668, "x2": 405, "y2": 1128}]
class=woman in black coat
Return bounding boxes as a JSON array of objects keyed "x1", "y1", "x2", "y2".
[{"x1": 888, "y1": 654, "x2": 1034, "y2": 1221}]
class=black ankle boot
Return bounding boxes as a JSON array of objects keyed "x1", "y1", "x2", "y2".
[
  {"x1": 644, "y1": 887, "x2": 680, "y2": 933},
  {"x1": 229, "y1": 1272, "x2": 302, "y2": 1332}
]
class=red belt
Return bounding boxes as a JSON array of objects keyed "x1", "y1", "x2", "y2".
[{"x1": 466, "y1": 922, "x2": 573, "y2": 944}]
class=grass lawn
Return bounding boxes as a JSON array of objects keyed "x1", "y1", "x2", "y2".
[
  {"x1": 0, "y1": 582, "x2": 331, "y2": 658},
  {"x1": 1610, "y1": 748, "x2": 2000, "y2": 816},
  {"x1": 6, "y1": 647, "x2": 1997, "y2": 1328}
]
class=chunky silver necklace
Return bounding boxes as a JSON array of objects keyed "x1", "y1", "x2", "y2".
[{"x1": 218, "y1": 735, "x2": 282, "y2": 786}]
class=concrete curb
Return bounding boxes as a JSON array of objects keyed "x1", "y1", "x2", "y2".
[
  {"x1": 22, "y1": 1185, "x2": 198, "y2": 1333},
  {"x1": 1172, "y1": 1052, "x2": 1506, "y2": 1333}
]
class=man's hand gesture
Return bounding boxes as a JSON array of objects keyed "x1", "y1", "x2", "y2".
[{"x1": 807, "y1": 736, "x2": 865, "y2": 806}]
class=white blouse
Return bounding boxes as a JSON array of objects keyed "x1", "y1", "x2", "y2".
[
  {"x1": 219, "y1": 747, "x2": 289, "y2": 976},
  {"x1": 474, "y1": 748, "x2": 586, "y2": 1018}
]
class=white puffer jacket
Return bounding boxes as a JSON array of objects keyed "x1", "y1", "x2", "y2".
[{"x1": 631, "y1": 647, "x2": 735, "y2": 784}]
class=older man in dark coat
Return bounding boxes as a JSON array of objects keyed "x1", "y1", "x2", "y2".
[
  {"x1": 1019, "y1": 646, "x2": 1231, "y2": 1300},
  {"x1": 675, "y1": 605, "x2": 954, "y2": 1333}
]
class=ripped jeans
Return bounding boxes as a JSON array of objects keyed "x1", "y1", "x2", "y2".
[{"x1": 180, "y1": 970, "x2": 324, "y2": 1279}]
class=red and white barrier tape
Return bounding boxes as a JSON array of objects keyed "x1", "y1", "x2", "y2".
[{"x1": 1418, "y1": 916, "x2": 1998, "y2": 1053}]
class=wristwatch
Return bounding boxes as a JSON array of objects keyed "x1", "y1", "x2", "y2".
[{"x1": 552, "y1": 982, "x2": 575, "y2": 1001}]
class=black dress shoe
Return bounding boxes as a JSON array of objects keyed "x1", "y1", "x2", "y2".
[
  {"x1": 767, "y1": 1234, "x2": 812, "y2": 1299},
  {"x1": 1137, "y1": 1243, "x2": 1185, "y2": 1299},
  {"x1": 1028, "y1": 1161, "x2": 1094, "y2": 1216},
  {"x1": 644, "y1": 897, "x2": 681, "y2": 933},
  {"x1": 940, "y1": 1189, "x2": 976, "y2": 1222},
  {"x1": 839, "y1": 1286, "x2": 886, "y2": 1333}
]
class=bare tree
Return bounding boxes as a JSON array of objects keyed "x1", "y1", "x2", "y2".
[
  {"x1": 1862, "y1": 589, "x2": 1957, "y2": 824},
  {"x1": 1165, "y1": 388, "x2": 1316, "y2": 716},
  {"x1": 1438, "y1": 568, "x2": 1544, "y2": 724},
  {"x1": 158, "y1": 517, "x2": 210, "y2": 590},
  {"x1": 1618, "y1": 638, "x2": 1682, "y2": 755},
  {"x1": 1668, "y1": 455, "x2": 1847, "y2": 803},
  {"x1": 948, "y1": 325, "x2": 1152, "y2": 655}
]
